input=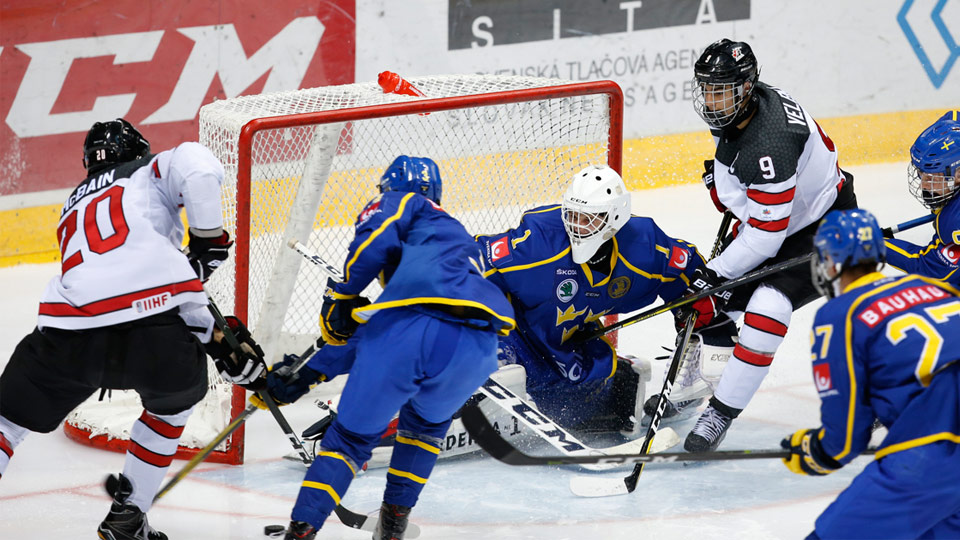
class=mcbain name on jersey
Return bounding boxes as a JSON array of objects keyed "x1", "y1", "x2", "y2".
[
  {"x1": 62, "y1": 169, "x2": 116, "y2": 215},
  {"x1": 857, "y1": 284, "x2": 950, "y2": 328}
]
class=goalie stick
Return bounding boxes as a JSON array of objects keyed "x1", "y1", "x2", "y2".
[{"x1": 475, "y1": 378, "x2": 680, "y2": 470}]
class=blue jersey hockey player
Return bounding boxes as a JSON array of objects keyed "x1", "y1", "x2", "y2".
[
  {"x1": 884, "y1": 110, "x2": 960, "y2": 286},
  {"x1": 264, "y1": 156, "x2": 515, "y2": 540},
  {"x1": 781, "y1": 208, "x2": 960, "y2": 539},
  {"x1": 475, "y1": 165, "x2": 706, "y2": 434}
]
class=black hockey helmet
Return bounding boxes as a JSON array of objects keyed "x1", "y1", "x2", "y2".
[
  {"x1": 692, "y1": 39, "x2": 760, "y2": 129},
  {"x1": 83, "y1": 118, "x2": 151, "y2": 175}
]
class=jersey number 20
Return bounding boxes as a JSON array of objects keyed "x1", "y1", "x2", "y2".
[{"x1": 57, "y1": 185, "x2": 130, "y2": 275}]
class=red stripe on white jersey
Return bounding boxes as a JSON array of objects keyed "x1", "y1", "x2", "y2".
[
  {"x1": 733, "y1": 344, "x2": 775, "y2": 367},
  {"x1": 747, "y1": 216, "x2": 790, "y2": 232},
  {"x1": 127, "y1": 441, "x2": 175, "y2": 469},
  {"x1": 38, "y1": 279, "x2": 203, "y2": 318},
  {"x1": 747, "y1": 187, "x2": 795, "y2": 205},
  {"x1": 0, "y1": 433, "x2": 13, "y2": 459},
  {"x1": 138, "y1": 411, "x2": 186, "y2": 440},
  {"x1": 744, "y1": 312, "x2": 788, "y2": 337}
]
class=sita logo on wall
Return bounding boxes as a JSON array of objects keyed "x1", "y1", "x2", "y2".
[{"x1": 898, "y1": 0, "x2": 959, "y2": 88}]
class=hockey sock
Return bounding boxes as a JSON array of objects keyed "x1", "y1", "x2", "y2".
[
  {"x1": 383, "y1": 406, "x2": 450, "y2": 508},
  {"x1": 121, "y1": 407, "x2": 193, "y2": 512},
  {"x1": 713, "y1": 286, "x2": 791, "y2": 410},
  {"x1": 0, "y1": 415, "x2": 29, "y2": 479}
]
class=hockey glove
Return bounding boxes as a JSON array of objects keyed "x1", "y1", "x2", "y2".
[
  {"x1": 675, "y1": 266, "x2": 731, "y2": 330},
  {"x1": 206, "y1": 316, "x2": 267, "y2": 391},
  {"x1": 702, "y1": 160, "x2": 726, "y2": 213},
  {"x1": 780, "y1": 428, "x2": 842, "y2": 476},
  {"x1": 250, "y1": 354, "x2": 326, "y2": 409},
  {"x1": 319, "y1": 278, "x2": 370, "y2": 345},
  {"x1": 186, "y1": 230, "x2": 233, "y2": 282}
]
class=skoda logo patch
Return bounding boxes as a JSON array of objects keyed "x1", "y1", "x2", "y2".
[{"x1": 557, "y1": 278, "x2": 578, "y2": 303}]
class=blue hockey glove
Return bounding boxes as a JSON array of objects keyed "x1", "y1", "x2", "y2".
[
  {"x1": 319, "y1": 278, "x2": 370, "y2": 345},
  {"x1": 186, "y1": 230, "x2": 233, "y2": 282},
  {"x1": 675, "y1": 266, "x2": 731, "y2": 330},
  {"x1": 781, "y1": 428, "x2": 842, "y2": 476},
  {"x1": 251, "y1": 354, "x2": 326, "y2": 409}
]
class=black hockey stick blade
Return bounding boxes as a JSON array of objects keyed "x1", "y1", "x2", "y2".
[
  {"x1": 332, "y1": 505, "x2": 422, "y2": 538},
  {"x1": 462, "y1": 403, "x2": 800, "y2": 466}
]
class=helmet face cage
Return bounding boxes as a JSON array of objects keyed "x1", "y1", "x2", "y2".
[
  {"x1": 812, "y1": 210, "x2": 886, "y2": 298},
  {"x1": 907, "y1": 164, "x2": 959, "y2": 209},
  {"x1": 693, "y1": 80, "x2": 752, "y2": 129},
  {"x1": 562, "y1": 207, "x2": 609, "y2": 241},
  {"x1": 82, "y1": 118, "x2": 150, "y2": 175},
  {"x1": 561, "y1": 165, "x2": 631, "y2": 263},
  {"x1": 379, "y1": 155, "x2": 443, "y2": 205}
]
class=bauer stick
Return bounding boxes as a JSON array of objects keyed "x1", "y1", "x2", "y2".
[
  {"x1": 881, "y1": 214, "x2": 935, "y2": 238},
  {"x1": 577, "y1": 212, "x2": 732, "y2": 497}
]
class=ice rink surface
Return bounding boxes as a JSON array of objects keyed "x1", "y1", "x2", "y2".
[{"x1": 0, "y1": 162, "x2": 933, "y2": 539}]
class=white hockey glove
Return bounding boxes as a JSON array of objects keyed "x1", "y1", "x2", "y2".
[{"x1": 206, "y1": 316, "x2": 267, "y2": 390}]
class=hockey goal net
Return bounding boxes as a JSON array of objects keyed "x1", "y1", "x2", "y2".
[{"x1": 64, "y1": 74, "x2": 622, "y2": 465}]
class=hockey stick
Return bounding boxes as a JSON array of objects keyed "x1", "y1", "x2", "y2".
[
  {"x1": 288, "y1": 239, "x2": 344, "y2": 281},
  {"x1": 154, "y1": 338, "x2": 321, "y2": 501},
  {"x1": 206, "y1": 298, "x2": 384, "y2": 532},
  {"x1": 475, "y1": 378, "x2": 680, "y2": 471},
  {"x1": 570, "y1": 212, "x2": 732, "y2": 496},
  {"x1": 881, "y1": 214, "x2": 935, "y2": 238},
  {"x1": 461, "y1": 405, "x2": 877, "y2": 466},
  {"x1": 577, "y1": 251, "x2": 813, "y2": 342}
]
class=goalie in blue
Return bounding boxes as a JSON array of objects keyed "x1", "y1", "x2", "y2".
[
  {"x1": 263, "y1": 156, "x2": 515, "y2": 540},
  {"x1": 781, "y1": 208, "x2": 960, "y2": 539},
  {"x1": 476, "y1": 165, "x2": 710, "y2": 435},
  {"x1": 884, "y1": 110, "x2": 960, "y2": 285}
]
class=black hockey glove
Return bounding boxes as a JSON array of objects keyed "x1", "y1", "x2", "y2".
[
  {"x1": 206, "y1": 315, "x2": 267, "y2": 391},
  {"x1": 253, "y1": 353, "x2": 326, "y2": 409},
  {"x1": 781, "y1": 428, "x2": 842, "y2": 476},
  {"x1": 186, "y1": 230, "x2": 233, "y2": 282},
  {"x1": 675, "y1": 266, "x2": 731, "y2": 330},
  {"x1": 319, "y1": 278, "x2": 371, "y2": 345},
  {"x1": 702, "y1": 159, "x2": 727, "y2": 213}
]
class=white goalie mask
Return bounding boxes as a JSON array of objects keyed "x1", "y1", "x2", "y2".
[{"x1": 561, "y1": 165, "x2": 631, "y2": 264}]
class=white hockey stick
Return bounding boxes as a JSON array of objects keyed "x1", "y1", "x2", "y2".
[
  {"x1": 288, "y1": 239, "x2": 344, "y2": 281},
  {"x1": 477, "y1": 378, "x2": 679, "y2": 472}
]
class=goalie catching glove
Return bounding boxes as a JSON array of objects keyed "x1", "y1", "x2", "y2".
[
  {"x1": 186, "y1": 229, "x2": 233, "y2": 282},
  {"x1": 249, "y1": 353, "x2": 327, "y2": 410},
  {"x1": 675, "y1": 266, "x2": 732, "y2": 330},
  {"x1": 780, "y1": 428, "x2": 842, "y2": 476},
  {"x1": 205, "y1": 315, "x2": 267, "y2": 390},
  {"x1": 319, "y1": 277, "x2": 371, "y2": 345}
]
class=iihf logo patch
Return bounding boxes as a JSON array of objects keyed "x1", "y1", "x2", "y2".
[{"x1": 813, "y1": 363, "x2": 833, "y2": 392}]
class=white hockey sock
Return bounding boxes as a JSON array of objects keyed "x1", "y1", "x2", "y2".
[
  {"x1": 122, "y1": 407, "x2": 194, "y2": 512},
  {"x1": 0, "y1": 415, "x2": 30, "y2": 479},
  {"x1": 712, "y1": 286, "x2": 791, "y2": 411}
]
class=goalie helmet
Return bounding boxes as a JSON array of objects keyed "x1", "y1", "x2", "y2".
[
  {"x1": 907, "y1": 110, "x2": 960, "y2": 209},
  {"x1": 379, "y1": 155, "x2": 443, "y2": 204},
  {"x1": 83, "y1": 118, "x2": 151, "y2": 175},
  {"x1": 561, "y1": 165, "x2": 631, "y2": 264},
  {"x1": 812, "y1": 209, "x2": 885, "y2": 299},
  {"x1": 692, "y1": 39, "x2": 760, "y2": 129}
]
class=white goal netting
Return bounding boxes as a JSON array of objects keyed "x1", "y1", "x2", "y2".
[{"x1": 65, "y1": 74, "x2": 622, "y2": 464}]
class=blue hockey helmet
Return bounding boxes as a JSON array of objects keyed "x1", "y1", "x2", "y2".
[
  {"x1": 812, "y1": 209, "x2": 886, "y2": 298},
  {"x1": 908, "y1": 110, "x2": 960, "y2": 209},
  {"x1": 379, "y1": 155, "x2": 442, "y2": 205},
  {"x1": 83, "y1": 118, "x2": 150, "y2": 175}
]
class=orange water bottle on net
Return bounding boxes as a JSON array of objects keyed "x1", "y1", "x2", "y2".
[{"x1": 378, "y1": 71, "x2": 427, "y2": 98}]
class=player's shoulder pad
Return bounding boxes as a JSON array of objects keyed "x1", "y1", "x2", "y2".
[{"x1": 936, "y1": 197, "x2": 960, "y2": 246}]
